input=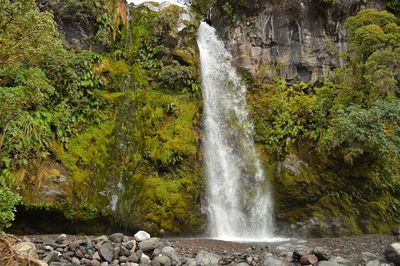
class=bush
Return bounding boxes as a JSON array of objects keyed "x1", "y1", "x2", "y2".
[{"x1": 0, "y1": 187, "x2": 21, "y2": 230}]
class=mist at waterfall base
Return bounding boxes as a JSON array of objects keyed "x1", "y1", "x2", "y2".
[{"x1": 198, "y1": 22, "x2": 283, "y2": 242}]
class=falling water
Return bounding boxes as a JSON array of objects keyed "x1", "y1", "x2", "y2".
[{"x1": 197, "y1": 22, "x2": 274, "y2": 241}]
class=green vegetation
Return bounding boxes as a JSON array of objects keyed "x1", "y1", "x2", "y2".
[
  {"x1": 1, "y1": 0, "x2": 204, "y2": 234},
  {"x1": 249, "y1": 9, "x2": 400, "y2": 235},
  {"x1": 0, "y1": 187, "x2": 21, "y2": 230},
  {"x1": 0, "y1": 0, "x2": 399, "y2": 236}
]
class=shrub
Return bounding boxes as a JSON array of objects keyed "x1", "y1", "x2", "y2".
[{"x1": 0, "y1": 187, "x2": 21, "y2": 230}]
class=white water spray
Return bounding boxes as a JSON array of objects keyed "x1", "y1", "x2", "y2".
[{"x1": 197, "y1": 22, "x2": 275, "y2": 241}]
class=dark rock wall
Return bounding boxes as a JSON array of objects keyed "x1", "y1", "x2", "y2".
[{"x1": 212, "y1": 0, "x2": 386, "y2": 83}]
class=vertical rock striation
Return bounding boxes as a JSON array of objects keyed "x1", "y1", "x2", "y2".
[{"x1": 212, "y1": 0, "x2": 386, "y2": 83}]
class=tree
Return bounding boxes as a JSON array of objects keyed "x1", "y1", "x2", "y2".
[
  {"x1": 333, "y1": 9, "x2": 400, "y2": 107},
  {"x1": 0, "y1": 0, "x2": 63, "y2": 66}
]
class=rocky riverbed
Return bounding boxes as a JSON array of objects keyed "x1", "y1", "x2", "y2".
[{"x1": 3, "y1": 231, "x2": 400, "y2": 266}]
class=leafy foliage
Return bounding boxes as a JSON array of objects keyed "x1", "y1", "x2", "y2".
[
  {"x1": 249, "y1": 9, "x2": 400, "y2": 233},
  {"x1": 0, "y1": 187, "x2": 21, "y2": 230}
]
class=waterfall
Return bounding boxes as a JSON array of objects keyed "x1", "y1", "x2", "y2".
[{"x1": 197, "y1": 22, "x2": 274, "y2": 241}]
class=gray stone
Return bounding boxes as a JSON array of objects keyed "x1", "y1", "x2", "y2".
[
  {"x1": 100, "y1": 262, "x2": 109, "y2": 266},
  {"x1": 312, "y1": 246, "x2": 331, "y2": 261},
  {"x1": 275, "y1": 243, "x2": 295, "y2": 257},
  {"x1": 128, "y1": 255, "x2": 139, "y2": 263},
  {"x1": 263, "y1": 254, "x2": 287, "y2": 266},
  {"x1": 140, "y1": 254, "x2": 151, "y2": 266},
  {"x1": 113, "y1": 246, "x2": 121, "y2": 260},
  {"x1": 154, "y1": 255, "x2": 171, "y2": 266},
  {"x1": 120, "y1": 256, "x2": 128, "y2": 263},
  {"x1": 134, "y1": 231, "x2": 151, "y2": 242},
  {"x1": 94, "y1": 235, "x2": 109, "y2": 244},
  {"x1": 120, "y1": 246, "x2": 132, "y2": 257},
  {"x1": 56, "y1": 234, "x2": 67, "y2": 244},
  {"x1": 293, "y1": 245, "x2": 311, "y2": 261},
  {"x1": 13, "y1": 242, "x2": 39, "y2": 259},
  {"x1": 385, "y1": 243, "x2": 400, "y2": 265},
  {"x1": 44, "y1": 250, "x2": 60, "y2": 263},
  {"x1": 49, "y1": 263, "x2": 72, "y2": 266},
  {"x1": 318, "y1": 262, "x2": 342, "y2": 266},
  {"x1": 153, "y1": 248, "x2": 162, "y2": 258},
  {"x1": 99, "y1": 242, "x2": 114, "y2": 262},
  {"x1": 90, "y1": 260, "x2": 101, "y2": 266},
  {"x1": 69, "y1": 241, "x2": 80, "y2": 251},
  {"x1": 151, "y1": 261, "x2": 161, "y2": 266},
  {"x1": 64, "y1": 251, "x2": 75, "y2": 258},
  {"x1": 161, "y1": 246, "x2": 178, "y2": 265},
  {"x1": 72, "y1": 257, "x2": 80, "y2": 266},
  {"x1": 329, "y1": 256, "x2": 353, "y2": 266},
  {"x1": 126, "y1": 240, "x2": 137, "y2": 251},
  {"x1": 365, "y1": 260, "x2": 381, "y2": 266},
  {"x1": 81, "y1": 258, "x2": 92, "y2": 265},
  {"x1": 109, "y1": 233, "x2": 124, "y2": 243},
  {"x1": 85, "y1": 237, "x2": 93, "y2": 249},
  {"x1": 139, "y1": 238, "x2": 161, "y2": 252},
  {"x1": 195, "y1": 251, "x2": 220, "y2": 266}
]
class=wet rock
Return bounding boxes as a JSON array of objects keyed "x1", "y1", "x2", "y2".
[
  {"x1": 385, "y1": 243, "x2": 400, "y2": 265},
  {"x1": 13, "y1": 242, "x2": 39, "y2": 259},
  {"x1": 195, "y1": 251, "x2": 220, "y2": 266},
  {"x1": 109, "y1": 233, "x2": 124, "y2": 243},
  {"x1": 154, "y1": 255, "x2": 171, "y2": 266},
  {"x1": 312, "y1": 246, "x2": 331, "y2": 261},
  {"x1": 99, "y1": 242, "x2": 114, "y2": 262},
  {"x1": 300, "y1": 254, "x2": 318, "y2": 265},
  {"x1": 139, "y1": 238, "x2": 161, "y2": 252},
  {"x1": 135, "y1": 231, "x2": 151, "y2": 242}
]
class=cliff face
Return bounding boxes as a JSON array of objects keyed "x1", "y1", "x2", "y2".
[
  {"x1": 212, "y1": 0, "x2": 386, "y2": 83},
  {"x1": 36, "y1": 0, "x2": 127, "y2": 51}
]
